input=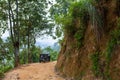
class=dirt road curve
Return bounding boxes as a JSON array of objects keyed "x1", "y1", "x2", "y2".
[{"x1": 3, "y1": 61, "x2": 65, "y2": 80}]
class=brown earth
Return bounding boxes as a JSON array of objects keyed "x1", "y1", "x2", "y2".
[
  {"x1": 56, "y1": 0, "x2": 120, "y2": 80},
  {"x1": 3, "y1": 61, "x2": 66, "y2": 80}
]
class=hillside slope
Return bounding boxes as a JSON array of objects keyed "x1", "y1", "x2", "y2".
[{"x1": 56, "y1": 0, "x2": 120, "y2": 80}]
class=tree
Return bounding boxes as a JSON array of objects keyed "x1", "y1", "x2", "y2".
[
  {"x1": 0, "y1": 0, "x2": 8, "y2": 36},
  {"x1": 0, "y1": 37, "x2": 14, "y2": 78},
  {"x1": 7, "y1": 0, "x2": 20, "y2": 67},
  {"x1": 49, "y1": 0, "x2": 70, "y2": 38},
  {"x1": 18, "y1": 0, "x2": 53, "y2": 63},
  {"x1": 50, "y1": 0, "x2": 103, "y2": 43},
  {"x1": 20, "y1": 45, "x2": 41, "y2": 64},
  {"x1": 0, "y1": 0, "x2": 53, "y2": 67}
]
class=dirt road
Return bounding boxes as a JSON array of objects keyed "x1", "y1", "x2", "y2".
[{"x1": 3, "y1": 61, "x2": 65, "y2": 80}]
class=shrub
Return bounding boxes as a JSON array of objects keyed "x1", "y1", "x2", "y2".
[
  {"x1": 104, "y1": 18, "x2": 120, "y2": 79},
  {"x1": 74, "y1": 26, "x2": 85, "y2": 48},
  {"x1": 0, "y1": 71, "x2": 4, "y2": 79},
  {"x1": 91, "y1": 52, "x2": 101, "y2": 77}
]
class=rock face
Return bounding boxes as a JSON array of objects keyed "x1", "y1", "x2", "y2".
[{"x1": 56, "y1": 0, "x2": 120, "y2": 80}]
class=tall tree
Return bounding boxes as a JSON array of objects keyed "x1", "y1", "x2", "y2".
[
  {"x1": 18, "y1": 0, "x2": 52, "y2": 63},
  {"x1": 7, "y1": 0, "x2": 20, "y2": 67},
  {"x1": 0, "y1": 0, "x2": 53, "y2": 66},
  {"x1": 49, "y1": 0, "x2": 76, "y2": 38},
  {"x1": 0, "y1": 0, "x2": 8, "y2": 36}
]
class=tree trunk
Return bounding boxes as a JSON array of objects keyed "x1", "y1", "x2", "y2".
[
  {"x1": 14, "y1": 0, "x2": 20, "y2": 67},
  {"x1": 28, "y1": 25, "x2": 31, "y2": 63},
  {"x1": 8, "y1": 0, "x2": 20, "y2": 67},
  {"x1": 28, "y1": 32, "x2": 30, "y2": 63},
  {"x1": 14, "y1": 43, "x2": 19, "y2": 67}
]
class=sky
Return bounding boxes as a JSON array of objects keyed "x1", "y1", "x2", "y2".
[
  {"x1": 36, "y1": 37, "x2": 58, "y2": 48},
  {"x1": 1, "y1": 30, "x2": 58, "y2": 48},
  {"x1": 1, "y1": 31, "x2": 9, "y2": 39}
]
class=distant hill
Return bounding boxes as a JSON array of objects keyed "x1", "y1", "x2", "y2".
[
  {"x1": 51, "y1": 42, "x2": 60, "y2": 52},
  {"x1": 35, "y1": 41, "x2": 60, "y2": 52},
  {"x1": 35, "y1": 41, "x2": 54, "y2": 48}
]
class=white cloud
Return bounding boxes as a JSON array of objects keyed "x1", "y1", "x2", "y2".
[
  {"x1": 1, "y1": 31, "x2": 9, "y2": 40},
  {"x1": 36, "y1": 38, "x2": 56, "y2": 44},
  {"x1": 1, "y1": 31, "x2": 58, "y2": 48}
]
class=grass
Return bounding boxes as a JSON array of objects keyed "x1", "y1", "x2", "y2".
[
  {"x1": 90, "y1": 52, "x2": 101, "y2": 77},
  {"x1": 103, "y1": 18, "x2": 120, "y2": 80},
  {"x1": 74, "y1": 26, "x2": 85, "y2": 48}
]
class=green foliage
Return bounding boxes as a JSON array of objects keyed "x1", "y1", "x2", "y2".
[
  {"x1": 104, "y1": 18, "x2": 120, "y2": 79},
  {"x1": 117, "y1": 18, "x2": 120, "y2": 27},
  {"x1": 75, "y1": 71, "x2": 85, "y2": 80},
  {"x1": 19, "y1": 49, "x2": 28, "y2": 64},
  {"x1": 91, "y1": 52, "x2": 101, "y2": 77},
  {"x1": 0, "y1": 57, "x2": 14, "y2": 78},
  {"x1": 104, "y1": 38, "x2": 115, "y2": 80},
  {"x1": 106, "y1": 18, "x2": 120, "y2": 64},
  {"x1": 0, "y1": 71, "x2": 4, "y2": 79},
  {"x1": 74, "y1": 26, "x2": 85, "y2": 48},
  {"x1": 0, "y1": 53, "x2": 14, "y2": 78},
  {"x1": 104, "y1": 37, "x2": 116, "y2": 79},
  {"x1": 110, "y1": 19, "x2": 120, "y2": 44},
  {"x1": 20, "y1": 45, "x2": 41, "y2": 64},
  {"x1": 0, "y1": 0, "x2": 8, "y2": 36},
  {"x1": 0, "y1": 38, "x2": 14, "y2": 78},
  {"x1": 50, "y1": 0, "x2": 73, "y2": 18},
  {"x1": 0, "y1": 0, "x2": 54, "y2": 66},
  {"x1": 54, "y1": 14, "x2": 74, "y2": 35},
  {"x1": 50, "y1": 51, "x2": 58, "y2": 61},
  {"x1": 55, "y1": 27, "x2": 62, "y2": 38},
  {"x1": 52, "y1": 0, "x2": 103, "y2": 49},
  {"x1": 58, "y1": 39, "x2": 64, "y2": 47},
  {"x1": 106, "y1": 39, "x2": 116, "y2": 64},
  {"x1": 70, "y1": 1, "x2": 88, "y2": 23},
  {"x1": 0, "y1": 63, "x2": 14, "y2": 78},
  {"x1": 50, "y1": 0, "x2": 75, "y2": 38},
  {"x1": 30, "y1": 46, "x2": 41, "y2": 62}
]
